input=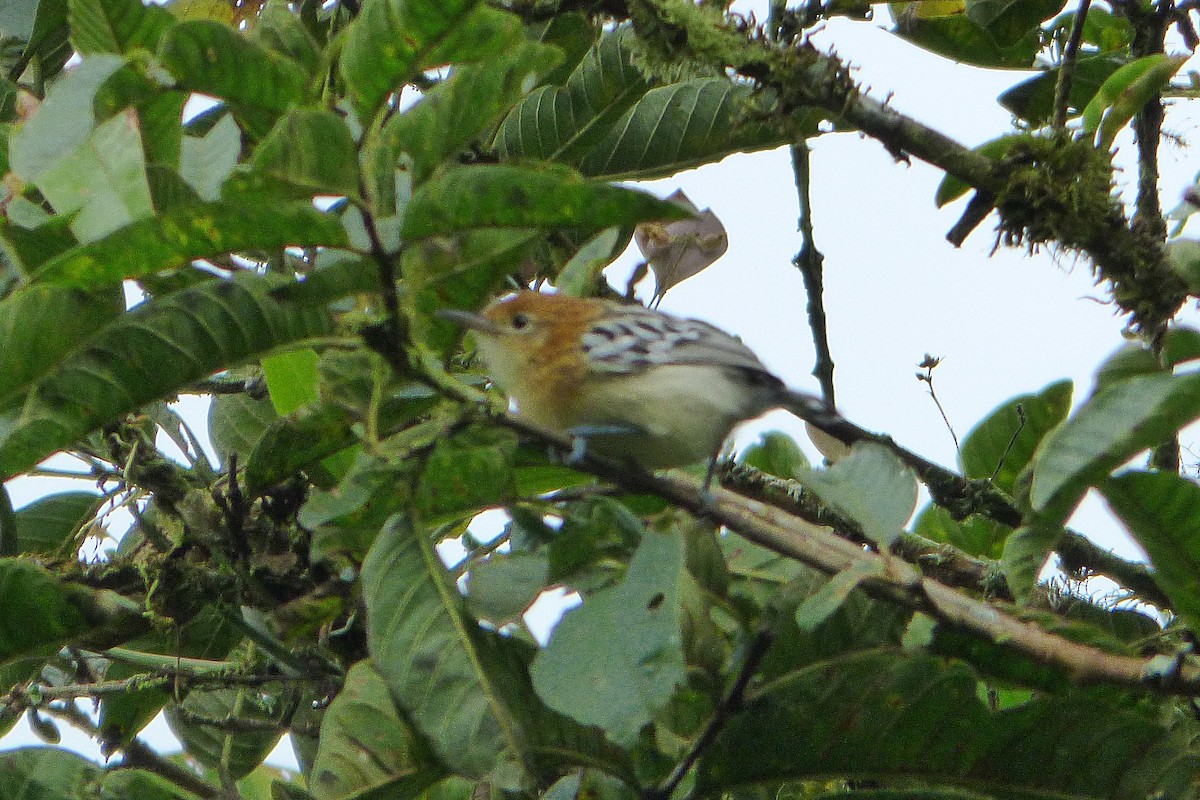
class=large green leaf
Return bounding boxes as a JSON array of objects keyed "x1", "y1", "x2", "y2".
[
  {"x1": 33, "y1": 200, "x2": 347, "y2": 288},
  {"x1": 999, "y1": 54, "x2": 1126, "y2": 126},
  {"x1": 309, "y1": 661, "x2": 443, "y2": 800},
  {"x1": 959, "y1": 380, "x2": 1072, "y2": 492},
  {"x1": 531, "y1": 528, "x2": 686, "y2": 747},
  {"x1": 401, "y1": 164, "x2": 689, "y2": 239},
  {"x1": 362, "y1": 513, "x2": 532, "y2": 776},
  {"x1": 890, "y1": 3, "x2": 1043, "y2": 69},
  {"x1": 158, "y1": 20, "x2": 307, "y2": 136},
  {"x1": 69, "y1": 0, "x2": 174, "y2": 55},
  {"x1": 10, "y1": 55, "x2": 125, "y2": 180},
  {"x1": 10, "y1": 491, "x2": 102, "y2": 555},
  {"x1": 1029, "y1": 372, "x2": 1200, "y2": 522},
  {"x1": 0, "y1": 284, "x2": 123, "y2": 408},
  {"x1": 165, "y1": 687, "x2": 283, "y2": 779},
  {"x1": 577, "y1": 79, "x2": 790, "y2": 180},
  {"x1": 494, "y1": 28, "x2": 648, "y2": 166},
  {"x1": 338, "y1": 0, "x2": 480, "y2": 122},
  {"x1": 1102, "y1": 471, "x2": 1200, "y2": 629},
  {"x1": 1082, "y1": 54, "x2": 1188, "y2": 150},
  {"x1": 698, "y1": 651, "x2": 1197, "y2": 798},
  {"x1": 0, "y1": 748, "x2": 99, "y2": 800},
  {"x1": 362, "y1": 514, "x2": 629, "y2": 781},
  {"x1": 0, "y1": 559, "x2": 90, "y2": 662},
  {"x1": 250, "y1": 108, "x2": 361, "y2": 199},
  {"x1": 362, "y1": 41, "x2": 562, "y2": 213},
  {"x1": 0, "y1": 273, "x2": 332, "y2": 478},
  {"x1": 794, "y1": 442, "x2": 917, "y2": 549},
  {"x1": 35, "y1": 109, "x2": 155, "y2": 242}
]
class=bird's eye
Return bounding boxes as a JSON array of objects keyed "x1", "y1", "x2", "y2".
[{"x1": 510, "y1": 313, "x2": 530, "y2": 330}]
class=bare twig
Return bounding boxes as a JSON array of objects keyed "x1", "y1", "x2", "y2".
[
  {"x1": 790, "y1": 142, "x2": 836, "y2": 405},
  {"x1": 1053, "y1": 0, "x2": 1093, "y2": 130},
  {"x1": 646, "y1": 627, "x2": 775, "y2": 800}
]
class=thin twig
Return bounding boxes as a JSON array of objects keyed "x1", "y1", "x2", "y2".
[
  {"x1": 915, "y1": 355, "x2": 959, "y2": 454},
  {"x1": 1052, "y1": 0, "x2": 1093, "y2": 130},
  {"x1": 646, "y1": 627, "x2": 775, "y2": 800},
  {"x1": 790, "y1": 142, "x2": 835, "y2": 405},
  {"x1": 43, "y1": 703, "x2": 222, "y2": 799}
]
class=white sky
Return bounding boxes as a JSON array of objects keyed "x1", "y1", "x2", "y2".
[{"x1": 6, "y1": 0, "x2": 1200, "y2": 774}]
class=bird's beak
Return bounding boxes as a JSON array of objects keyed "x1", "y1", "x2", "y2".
[{"x1": 436, "y1": 308, "x2": 501, "y2": 335}]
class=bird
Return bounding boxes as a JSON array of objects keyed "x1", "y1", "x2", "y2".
[{"x1": 438, "y1": 291, "x2": 834, "y2": 487}]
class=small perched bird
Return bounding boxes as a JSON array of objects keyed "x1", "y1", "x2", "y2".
[{"x1": 439, "y1": 292, "x2": 832, "y2": 484}]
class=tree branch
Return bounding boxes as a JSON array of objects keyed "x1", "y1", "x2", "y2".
[{"x1": 488, "y1": 410, "x2": 1200, "y2": 695}]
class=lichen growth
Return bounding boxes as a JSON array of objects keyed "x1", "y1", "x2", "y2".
[{"x1": 993, "y1": 134, "x2": 1186, "y2": 329}]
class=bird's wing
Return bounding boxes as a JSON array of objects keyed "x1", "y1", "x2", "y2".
[{"x1": 581, "y1": 304, "x2": 771, "y2": 375}]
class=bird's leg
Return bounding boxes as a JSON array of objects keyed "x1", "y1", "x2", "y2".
[{"x1": 563, "y1": 423, "x2": 646, "y2": 465}]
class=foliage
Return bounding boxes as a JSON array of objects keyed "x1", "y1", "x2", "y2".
[{"x1": 0, "y1": 2, "x2": 1198, "y2": 800}]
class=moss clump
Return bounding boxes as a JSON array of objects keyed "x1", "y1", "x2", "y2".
[
  {"x1": 994, "y1": 134, "x2": 1186, "y2": 329},
  {"x1": 993, "y1": 134, "x2": 1120, "y2": 253}
]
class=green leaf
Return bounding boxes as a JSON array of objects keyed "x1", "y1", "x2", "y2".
[
  {"x1": 19, "y1": 0, "x2": 73, "y2": 79},
  {"x1": 577, "y1": 79, "x2": 791, "y2": 180},
  {"x1": 794, "y1": 560, "x2": 887, "y2": 632},
  {"x1": 403, "y1": 229, "x2": 540, "y2": 359},
  {"x1": 0, "y1": 559, "x2": 90, "y2": 662},
  {"x1": 165, "y1": 687, "x2": 283, "y2": 779},
  {"x1": 99, "y1": 769, "x2": 200, "y2": 800},
  {"x1": 0, "y1": 274, "x2": 331, "y2": 479},
  {"x1": 251, "y1": 108, "x2": 361, "y2": 198},
  {"x1": 698, "y1": 650, "x2": 1197, "y2": 797},
  {"x1": 9, "y1": 54, "x2": 126, "y2": 181},
  {"x1": 1029, "y1": 372, "x2": 1200, "y2": 521},
  {"x1": 1082, "y1": 54, "x2": 1188, "y2": 150},
  {"x1": 737, "y1": 430, "x2": 809, "y2": 480},
  {"x1": 468, "y1": 553, "x2": 550, "y2": 622},
  {"x1": 0, "y1": 748, "x2": 99, "y2": 800},
  {"x1": 243, "y1": 405, "x2": 356, "y2": 494},
  {"x1": 494, "y1": 28, "x2": 648, "y2": 166},
  {"x1": 158, "y1": 20, "x2": 307, "y2": 137},
  {"x1": 362, "y1": 40, "x2": 561, "y2": 213},
  {"x1": 965, "y1": 0, "x2": 1066, "y2": 47},
  {"x1": 891, "y1": 6, "x2": 1042, "y2": 69},
  {"x1": 935, "y1": 134, "x2": 1022, "y2": 207},
  {"x1": 262, "y1": 347, "x2": 319, "y2": 415},
  {"x1": 309, "y1": 661, "x2": 443, "y2": 800},
  {"x1": 401, "y1": 164, "x2": 690, "y2": 239},
  {"x1": 338, "y1": 0, "x2": 480, "y2": 122},
  {"x1": 34, "y1": 109, "x2": 155, "y2": 242},
  {"x1": 69, "y1": 0, "x2": 174, "y2": 55},
  {"x1": 959, "y1": 380, "x2": 1072, "y2": 492},
  {"x1": 1001, "y1": 523, "x2": 1061, "y2": 601},
  {"x1": 11, "y1": 491, "x2": 102, "y2": 555},
  {"x1": 252, "y1": 1, "x2": 320, "y2": 73},
  {"x1": 33, "y1": 200, "x2": 347, "y2": 288},
  {"x1": 1102, "y1": 471, "x2": 1200, "y2": 630},
  {"x1": 361, "y1": 513, "x2": 532, "y2": 777},
  {"x1": 0, "y1": 284, "x2": 124, "y2": 408},
  {"x1": 0, "y1": 485, "x2": 13, "y2": 557},
  {"x1": 555, "y1": 227, "x2": 624, "y2": 297},
  {"x1": 912, "y1": 504, "x2": 1008, "y2": 559},
  {"x1": 531, "y1": 529, "x2": 686, "y2": 747},
  {"x1": 795, "y1": 442, "x2": 917, "y2": 548},
  {"x1": 416, "y1": 425, "x2": 517, "y2": 519},
  {"x1": 998, "y1": 54, "x2": 1125, "y2": 126},
  {"x1": 0, "y1": 215, "x2": 78, "y2": 275},
  {"x1": 209, "y1": 392, "x2": 279, "y2": 470}
]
